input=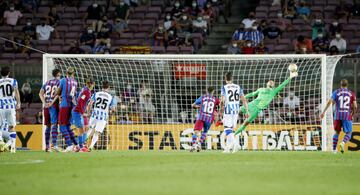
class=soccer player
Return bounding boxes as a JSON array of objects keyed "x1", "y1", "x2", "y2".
[
  {"x1": 220, "y1": 72, "x2": 249, "y2": 153},
  {"x1": 57, "y1": 67, "x2": 78, "y2": 152},
  {"x1": 190, "y1": 86, "x2": 220, "y2": 152},
  {"x1": 39, "y1": 68, "x2": 61, "y2": 152},
  {"x1": 320, "y1": 79, "x2": 357, "y2": 154},
  {"x1": 87, "y1": 81, "x2": 117, "y2": 150},
  {"x1": 234, "y1": 70, "x2": 298, "y2": 136},
  {"x1": 0, "y1": 66, "x2": 21, "y2": 153},
  {"x1": 72, "y1": 78, "x2": 95, "y2": 152}
]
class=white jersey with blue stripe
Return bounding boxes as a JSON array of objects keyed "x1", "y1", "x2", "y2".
[
  {"x1": 0, "y1": 77, "x2": 18, "y2": 109},
  {"x1": 221, "y1": 83, "x2": 243, "y2": 115},
  {"x1": 91, "y1": 91, "x2": 116, "y2": 121}
]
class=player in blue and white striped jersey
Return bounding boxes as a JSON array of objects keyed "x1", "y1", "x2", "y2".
[
  {"x1": 0, "y1": 67, "x2": 21, "y2": 153},
  {"x1": 87, "y1": 81, "x2": 117, "y2": 150},
  {"x1": 220, "y1": 72, "x2": 249, "y2": 153}
]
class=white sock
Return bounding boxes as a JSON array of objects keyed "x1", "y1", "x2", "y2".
[
  {"x1": 226, "y1": 133, "x2": 235, "y2": 149},
  {"x1": 0, "y1": 130, "x2": 3, "y2": 142},
  {"x1": 86, "y1": 128, "x2": 94, "y2": 140},
  {"x1": 90, "y1": 133, "x2": 99, "y2": 148},
  {"x1": 9, "y1": 132, "x2": 16, "y2": 149}
]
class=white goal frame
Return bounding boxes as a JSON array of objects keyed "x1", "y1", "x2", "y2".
[{"x1": 42, "y1": 54, "x2": 340, "y2": 151}]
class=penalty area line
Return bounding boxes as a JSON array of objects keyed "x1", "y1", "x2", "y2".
[{"x1": 0, "y1": 159, "x2": 45, "y2": 165}]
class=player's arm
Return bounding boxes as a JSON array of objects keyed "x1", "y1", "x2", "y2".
[
  {"x1": 273, "y1": 78, "x2": 291, "y2": 94},
  {"x1": 109, "y1": 96, "x2": 118, "y2": 114},
  {"x1": 14, "y1": 87, "x2": 21, "y2": 109},
  {"x1": 13, "y1": 80, "x2": 21, "y2": 109},
  {"x1": 240, "y1": 95, "x2": 249, "y2": 118},
  {"x1": 192, "y1": 96, "x2": 202, "y2": 109},
  {"x1": 86, "y1": 98, "x2": 94, "y2": 116},
  {"x1": 320, "y1": 99, "x2": 335, "y2": 119},
  {"x1": 244, "y1": 89, "x2": 259, "y2": 99},
  {"x1": 39, "y1": 87, "x2": 46, "y2": 106},
  {"x1": 351, "y1": 96, "x2": 357, "y2": 117}
]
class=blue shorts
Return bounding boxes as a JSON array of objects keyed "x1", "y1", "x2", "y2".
[
  {"x1": 334, "y1": 120, "x2": 352, "y2": 134},
  {"x1": 71, "y1": 111, "x2": 84, "y2": 128}
]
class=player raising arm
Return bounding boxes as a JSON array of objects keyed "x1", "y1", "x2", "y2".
[
  {"x1": 0, "y1": 66, "x2": 21, "y2": 153},
  {"x1": 87, "y1": 81, "x2": 117, "y2": 151},
  {"x1": 220, "y1": 72, "x2": 249, "y2": 153},
  {"x1": 57, "y1": 67, "x2": 78, "y2": 152},
  {"x1": 72, "y1": 78, "x2": 95, "y2": 152},
  {"x1": 235, "y1": 64, "x2": 298, "y2": 136},
  {"x1": 190, "y1": 86, "x2": 220, "y2": 152},
  {"x1": 39, "y1": 68, "x2": 61, "y2": 152},
  {"x1": 320, "y1": 79, "x2": 357, "y2": 154}
]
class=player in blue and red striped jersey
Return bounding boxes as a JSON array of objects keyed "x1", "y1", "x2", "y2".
[
  {"x1": 190, "y1": 86, "x2": 220, "y2": 152},
  {"x1": 71, "y1": 78, "x2": 94, "y2": 152},
  {"x1": 320, "y1": 79, "x2": 357, "y2": 154},
  {"x1": 57, "y1": 67, "x2": 78, "y2": 152},
  {"x1": 39, "y1": 69, "x2": 61, "y2": 152}
]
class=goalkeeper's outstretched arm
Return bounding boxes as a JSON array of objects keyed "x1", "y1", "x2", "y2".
[
  {"x1": 320, "y1": 99, "x2": 335, "y2": 119},
  {"x1": 245, "y1": 89, "x2": 259, "y2": 99},
  {"x1": 240, "y1": 95, "x2": 249, "y2": 118}
]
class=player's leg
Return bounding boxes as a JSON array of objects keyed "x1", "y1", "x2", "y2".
[
  {"x1": 5, "y1": 110, "x2": 17, "y2": 153},
  {"x1": 191, "y1": 120, "x2": 203, "y2": 152},
  {"x1": 332, "y1": 120, "x2": 341, "y2": 153},
  {"x1": 86, "y1": 117, "x2": 96, "y2": 143},
  {"x1": 0, "y1": 111, "x2": 5, "y2": 149},
  {"x1": 235, "y1": 106, "x2": 259, "y2": 135},
  {"x1": 222, "y1": 114, "x2": 236, "y2": 153},
  {"x1": 339, "y1": 120, "x2": 353, "y2": 154},
  {"x1": 89, "y1": 120, "x2": 106, "y2": 151},
  {"x1": 59, "y1": 107, "x2": 73, "y2": 151},
  {"x1": 200, "y1": 122, "x2": 211, "y2": 144},
  {"x1": 43, "y1": 108, "x2": 51, "y2": 152},
  {"x1": 50, "y1": 106, "x2": 60, "y2": 152}
]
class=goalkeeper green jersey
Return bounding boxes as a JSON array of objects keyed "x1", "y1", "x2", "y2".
[{"x1": 245, "y1": 78, "x2": 291, "y2": 110}]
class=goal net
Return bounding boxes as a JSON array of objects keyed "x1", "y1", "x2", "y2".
[{"x1": 42, "y1": 54, "x2": 342, "y2": 151}]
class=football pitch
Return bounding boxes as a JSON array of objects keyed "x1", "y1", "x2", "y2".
[{"x1": 0, "y1": 151, "x2": 359, "y2": 195}]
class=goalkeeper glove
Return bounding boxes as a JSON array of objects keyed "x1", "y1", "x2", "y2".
[{"x1": 290, "y1": 71, "x2": 298, "y2": 78}]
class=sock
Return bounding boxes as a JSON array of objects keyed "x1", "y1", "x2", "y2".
[
  {"x1": 78, "y1": 134, "x2": 84, "y2": 148},
  {"x1": 51, "y1": 125, "x2": 58, "y2": 146},
  {"x1": 45, "y1": 126, "x2": 51, "y2": 148},
  {"x1": 9, "y1": 132, "x2": 16, "y2": 149},
  {"x1": 332, "y1": 134, "x2": 339, "y2": 151},
  {"x1": 200, "y1": 132, "x2": 207, "y2": 143},
  {"x1": 83, "y1": 133, "x2": 88, "y2": 143},
  {"x1": 67, "y1": 125, "x2": 78, "y2": 145},
  {"x1": 86, "y1": 128, "x2": 93, "y2": 140},
  {"x1": 235, "y1": 125, "x2": 246, "y2": 135},
  {"x1": 90, "y1": 133, "x2": 99, "y2": 149},
  {"x1": 192, "y1": 134, "x2": 197, "y2": 146},
  {"x1": 60, "y1": 125, "x2": 72, "y2": 147},
  {"x1": 342, "y1": 132, "x2": 352, "y2": 143},
  {"x1": 227, "y1": 132, "x2": 235, "y2": 149},
  {"x1": 0, "y1": 130, "x2": 3, "y2": 142}
]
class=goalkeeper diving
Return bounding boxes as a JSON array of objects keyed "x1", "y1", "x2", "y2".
[{"x1": 235, "y1": 64, "x2": 298, "y2": 135}]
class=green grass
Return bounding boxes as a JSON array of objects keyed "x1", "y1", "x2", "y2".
[{"x1": 0, "y1": 151, "x2": 359, "y2": 195}]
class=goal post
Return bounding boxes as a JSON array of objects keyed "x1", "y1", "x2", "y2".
[{"x1": 42, "y1": 54, "x2": 341, "y2": 151}]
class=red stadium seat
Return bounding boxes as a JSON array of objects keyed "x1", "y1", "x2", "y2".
[
  {"x1": 133, "y1": 32, "x2": 148, "y2": 40},
  {"x1": 48, "y1": 45, "x2": 63, "y2": 53},
  {"x1": 148, "y1": 6, "x2": 162, "y2": 15},
  {"x1": 14, "y1": 53, "x2": 29, "y2": 59},
  {"x1": 134, "y1": 6, "x2": 148, "y2": 13},
  {"x1": 120, "y1": 33, "x2": 134, "y2": 39},
  {"x1": 128, "y1": 39, "x2": 144, "y2": 46}
]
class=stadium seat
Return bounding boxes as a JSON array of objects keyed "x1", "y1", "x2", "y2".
[
  {"x1": 134, "y1": 6, "x2": 148, "y2": 13},
  {"x1": 128, "y1": 39, "x2": 144, "y2": 46},
  {"x1": 14, "y1": 53, "x2": 29, "y2": 59},
  {"x1": 137, "y1": 26, "x2": 153, "y2": 33},
  {"x1": 151, "y1": 46, "x2": 165, "y2": 53},
  {"x1": 130, "y1": 13, "x2": 145, "y2": 20},
  {"x1": 145, "y1": 13, "x2": 159, "y2": 20},
  {"x1": 1, "y1": 53, "x2": 15, "y2": 59},
  {"x1": 121, "y1": 33, "x2": 134, "y2": 39},
  {"x1": 48, "y1": 45, "x2": 63, "y2": 53},
  {"x1": 114, "y1": 39, "x2": 129, "y2": 46},
  {"x1": 179, "y1": 46, "x2": 193, "y2": 54},
  {"x1": 133, "y1": 32, "x2": 148, "y2": 40},
  {"x1": 166, "y1": 46, "x2": 179, "y2": 54},
  {"x1": 64, "y1": 7, "x2": 78, "y2": 14},
  {"x1": 148, "y1": 6, "x2": 162, "y2": 15}
]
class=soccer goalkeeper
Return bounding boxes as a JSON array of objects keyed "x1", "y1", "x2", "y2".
[{"x1": 235, "y1": 66, "x2": 298, "y2": 135}]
